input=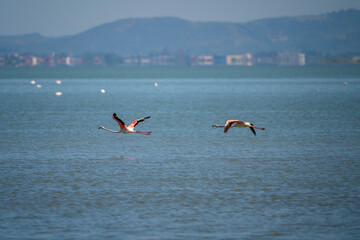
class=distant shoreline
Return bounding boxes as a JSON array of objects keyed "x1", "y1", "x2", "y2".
[{"x1": 1, "y1": 65, "x2": 360, "y2": 79}]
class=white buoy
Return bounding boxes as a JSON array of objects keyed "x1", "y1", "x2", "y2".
[
  {"x1": 56, "y1": 80, "x2": 62, "y2": 84},
  {"x1": 55, "y1": 92, "x2": 63, "y2": 96},
  {"x1": 36, "y1": 84, "x2": 42, "y2": 88},
  {"x1": 30, "y1": 80, "x2": 36, "y2": 85},
  {"x1": 100, "y1": 89, "x2": 106, "y2": 93},
  {"x1": 154, "y1": 82, "x2": 158, "y2": 87}
]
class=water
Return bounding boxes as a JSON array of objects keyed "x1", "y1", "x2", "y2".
[{"x1": 1, "y1": 66, "x2": 360, "y2": 239}]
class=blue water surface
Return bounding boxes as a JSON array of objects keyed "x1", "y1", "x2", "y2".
[{"x1": 1, "y1": 70, "x2": 360, "y2": 239}]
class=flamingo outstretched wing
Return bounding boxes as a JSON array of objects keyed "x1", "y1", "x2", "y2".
[
  {"x1": 112, "y1": 113, "x2": 127, "y2": 130},
  {"x1": 224, "y1": 120, "x2": 242, "y2": 133},
  {"x1": 249, "y1": 127, "x2": 256, "y2": 136},
  {"x1": 129, "y1": 116, "x2": 151, "y2": 129}
]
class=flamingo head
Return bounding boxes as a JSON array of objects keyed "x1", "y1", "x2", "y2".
[
  {"x1": 98, "y1": 126, "x2": 104, "y2": 130},
  {"x1": 212, "y1": 124, "x2": 220, "y2": 128}
]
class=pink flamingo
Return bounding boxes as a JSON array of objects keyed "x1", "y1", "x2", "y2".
[
  {"x1": 213, "y1": 120, "x2": 265, "y2": 136},
  {"x1": 98, "y1": 113, "x2": 152, "y2": 135}
]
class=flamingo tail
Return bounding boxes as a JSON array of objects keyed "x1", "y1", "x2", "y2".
[{"x1": 135, "y1": 131, "x2": 152, "y2": 135}]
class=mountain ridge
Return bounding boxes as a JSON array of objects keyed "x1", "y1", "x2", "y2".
[{"x1": 1, "y1": 9, "x2": 359, "y2": 55}]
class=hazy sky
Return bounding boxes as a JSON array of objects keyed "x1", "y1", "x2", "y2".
[{"x1": 1, "y1": 0, "x2": 359, "y2": 37}]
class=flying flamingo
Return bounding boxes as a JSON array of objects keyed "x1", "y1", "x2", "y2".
[
  {"x1": 212, "y1": 120, "x2": 265, "y2": 136},
  {"x1": 98, "y1": 113, "x2": 152, "y2": 135}
]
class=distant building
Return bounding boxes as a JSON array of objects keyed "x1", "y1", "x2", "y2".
[
  {"x1": 197, "y1": 55, "x2": 214, "y2": 65},
  {"x1": 278, "y1": 52, "x2": 306, "y2": 66},
  {"x1": 0, "y1": 51, "x2": 311, "y2": 67},
  {"x1": 124, "y1": 57, "x2": 138, "y2": 65},
  {"x1": 45, "y1": 55, "x2": 55, "y2": 66},
  {"x1": 65, "y1": 57, "x2": 72, "y2": 66},
  {"x1": 226, "y1": 54, "x2": 253, "y2": 66},
  {"x1": 299, "y1": 53, "x2": 306, "y2": 65},
  {"x1": 31, "y1": 55, "x2": 37, "y2": 66},
  {"x1": 57, "y1": 56, "x2": 75, "y2": 66},
  {"x1": 93, "y1": 56, "x2": 102, "y2": 65},
  {"x1": 255, "y1": 52, "x2": 278, "y2": 65},
  {"x1": 150, "y1": 55, "x2": 175, "y2": 66}
]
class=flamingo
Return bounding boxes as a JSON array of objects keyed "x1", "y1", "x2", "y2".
[
  {"x1": 98, "y1": 113, "x2": 152, "y2": 135},
  {"x1": 213, "y1": 120, "x2": 265, "y2": 136}
]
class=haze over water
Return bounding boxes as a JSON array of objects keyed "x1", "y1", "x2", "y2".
[{"x1": 1, "y1": 66, "x2": 360, "y2": 239}]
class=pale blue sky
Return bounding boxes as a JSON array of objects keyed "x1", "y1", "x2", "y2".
[{"x1": 1, "y1": 0, "x2": 359, "y2": 37}]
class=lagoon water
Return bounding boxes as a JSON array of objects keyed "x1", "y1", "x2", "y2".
[{"x1": 1, "y1": 66, "x2": 360, "y2": 239}]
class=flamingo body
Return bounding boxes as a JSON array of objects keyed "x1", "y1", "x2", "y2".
[
  {"x1": 213, "y1": 119, "x2": 265, "y2": 136},
  {"x1": 98, "y1": 113, "x2": 152, "y2": 135}
]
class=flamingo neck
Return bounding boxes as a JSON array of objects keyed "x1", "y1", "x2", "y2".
[{"x1": 101, "y1": 127, "x2": 120, "y2": 133}]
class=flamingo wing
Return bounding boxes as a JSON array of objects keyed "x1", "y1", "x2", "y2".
[
  {"x1": 129, "y1": 116, "x2": 151, "y2": 129},
  {"x1": 112, "y1": 113, "x2": 127, "y2": 130},
  {"x1": 224, "y1": 120, "x2": 239, "y2": 133},
  {"x1": 249, "y1": 127, "x2": 256, "y2": 136}
]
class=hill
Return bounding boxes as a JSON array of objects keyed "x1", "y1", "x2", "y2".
[{"x1": 0, "y1": 9, "x2": 359, "y2": 55}]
